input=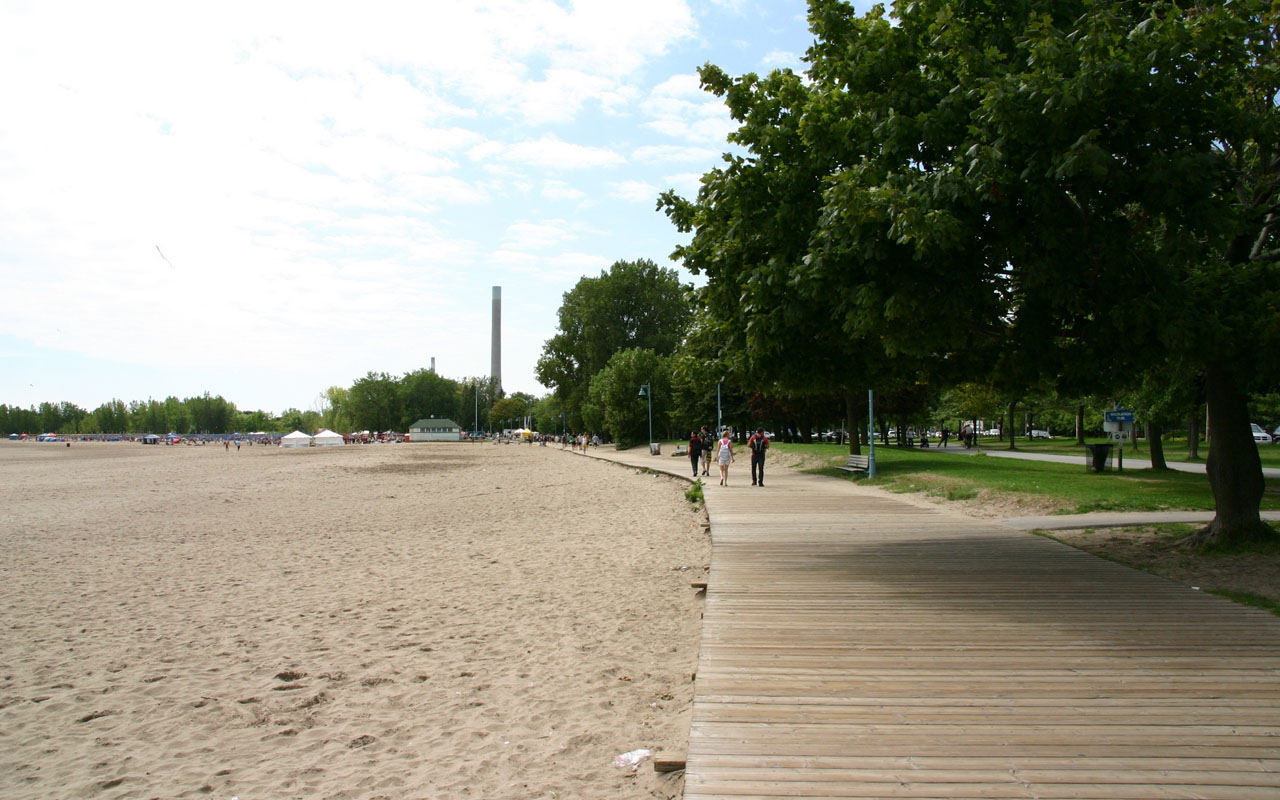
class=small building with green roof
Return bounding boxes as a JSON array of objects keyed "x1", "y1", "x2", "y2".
[{"x1": 408, "y1": 418, "x2": 463, "y2": 442}]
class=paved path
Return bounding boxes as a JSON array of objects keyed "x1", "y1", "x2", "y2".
[
  {"x1": 578, "y1": 444, "x2": 1280, "y2": 799},
  {"x1": 921, "y1": 442, "x2": 1280, "y2": 480}
]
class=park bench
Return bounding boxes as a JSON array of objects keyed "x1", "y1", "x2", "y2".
[
  {"x1": 835, "y1": 454, "x2": 870, "y2": 474},
  {"x1": 674, "y1": 444, "x2": 687, "y2": 456}
]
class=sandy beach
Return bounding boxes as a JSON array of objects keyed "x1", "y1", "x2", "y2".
[{"x1": 0, "y1": 441, "x2": 709, "y2": 799}]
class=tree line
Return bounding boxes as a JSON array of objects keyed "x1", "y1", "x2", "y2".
[
  {"x1": 535, "y1": 0, "x2": 1280, "y2": 548},
  {"x1": 1, "y1": 374, "x2": 543, "y2": 439}
]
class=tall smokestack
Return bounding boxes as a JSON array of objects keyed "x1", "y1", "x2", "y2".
[
  {"x1": 491, "y1": 286, "x2": 502, "y2": 394},
  {"x1": 430, "y1": 357, "x2": 436, "y2": 373}
]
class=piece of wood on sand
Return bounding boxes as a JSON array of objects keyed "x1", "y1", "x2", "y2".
[{"x1": 653, "y1": 755, "x2": 685, "y2": 773}]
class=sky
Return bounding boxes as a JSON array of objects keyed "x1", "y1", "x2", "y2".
[{"x1": 0, "y1": 0, "x2": 873, "y2": 416}]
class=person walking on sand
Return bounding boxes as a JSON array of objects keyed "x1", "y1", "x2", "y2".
[
  {"x1": 747, "y1": 428, "x2": 769, "y2": 486},
  {"x1": 716, "y1": 429, "x2": 734, "y2": 486},
  {"x1": 688, "y1": 430, "x2": 704, "y2": 477}
]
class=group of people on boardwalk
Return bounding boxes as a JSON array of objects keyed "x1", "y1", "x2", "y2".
[{"x1": 688, "y1": 426, "x2": 770, "y2": 487}]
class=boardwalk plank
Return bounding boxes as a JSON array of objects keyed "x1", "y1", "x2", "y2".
[{"x1": 586, "y1": 447, "x2": 1280, "y2": 800}]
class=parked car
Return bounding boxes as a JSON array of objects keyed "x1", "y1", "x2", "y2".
[
  {"x1": 1029, "y1": 429, "x2": 1053, "y2": 440},
  {"x1": 1252, "y1": 423, "x2": 1273, "y2": 444}
]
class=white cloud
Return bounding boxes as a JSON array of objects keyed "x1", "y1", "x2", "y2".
[
  {"x1": 662, "y1": 172, "x2": 707, "y2": 198},
  {"x1": 632, "y1": 144, "x2": 721, "y2": 163},
  {"x1": 610, "y1": 181, "x2": 660, "y2": 203},
  {"x1": 501, "y1": 220, "x2": 580, "y2": 251},
  {"x1": 760, "y1": 49, "x2": 802, "y2": 70},
  {"x1": 473, "y1": 135, "x2": 626, "y2": 169},
  {"x1": 507, "y1": 251, "x2": 613, "y2": 283},
  {"x1": 652, "y1": 73, "x2": 708, "y2": 99},
  {"x1": 641, "y1": 73, "x2": 736, "y2": 144},
  {"x1": 542, "y1": 180, "x2": 586, "y2": 201},
  {"x1": 512, "y1": 69, "x2": 624, "y2": 125}
]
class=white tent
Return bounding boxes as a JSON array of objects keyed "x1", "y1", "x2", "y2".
[
  {"x1": 313, "y1": 429, "x2": 344, "y2": 447},
  {"x1": 281, "y1": 430, "x2": 312, "y2": 448}
]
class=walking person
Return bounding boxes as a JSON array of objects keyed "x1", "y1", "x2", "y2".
[
  {"x1": 715, "y1": 429, "x2": 734, "y2": 486},
  {"x1": 688, "y1": 430, "x2": 704, "y2": 478},
  {"x1": 747, "y1": 428, "x2": 770, "y2": 486},
  {"x1": 700, "y1": 426, "x2": 712, "y2": 476}
]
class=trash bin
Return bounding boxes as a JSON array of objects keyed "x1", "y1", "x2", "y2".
[
  {"x1": 649, "y1": 442, "x2": 661, "y2": 456},
  {"x1": 1083, "y1": 442, "x2": 1113, "y2": 472}
]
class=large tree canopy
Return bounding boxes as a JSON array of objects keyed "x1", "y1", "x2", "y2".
[
  {"x1": 536, "y1": 258, "x2": 691, "y2": 426},
  {"x1": 665, "y1": 0, "x2": 1280, "y2": 545}
]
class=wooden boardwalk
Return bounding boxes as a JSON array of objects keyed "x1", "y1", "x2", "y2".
[{"x1": 588, "y1": 445, "x2": 1280, "y2": 799}]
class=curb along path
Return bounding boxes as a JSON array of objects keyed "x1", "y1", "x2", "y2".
[{"x1": 581, "y1": 444, "x2": 1280, "y2": 799}]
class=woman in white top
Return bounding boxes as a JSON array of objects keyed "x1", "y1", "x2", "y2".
[{"x1": 716, "y1": 430, "x2": 734, "y2": 486}]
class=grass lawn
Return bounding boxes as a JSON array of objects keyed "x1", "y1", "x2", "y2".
[{"x1": 772, "y1": 441, "x2": 1280, "y2": 514}]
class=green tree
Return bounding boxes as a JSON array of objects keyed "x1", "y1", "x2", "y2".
[
  {"x1": 278, "y1": 408, "x2": 307, "y2": 433},
  {"x1": 92, "y1": 399, "x2": 129, "y2": 434},
  {"x1": 314, "y1": 386, "x2": 354, "y2": 433},
  {"x1": 530, "y1": 394, "x2": 565, "y2": 435},
  {"x1": 186, "y1": 393, "x2": 234, "y2": 433},
  {"x1": 235, "y1": 409, "x2": 274, "y2": 433},
  {"x1": 0, "y1": 404, "x2": 39, "y2": 435},
  {"x1": 163, "y1": 396, "x2": 189, "y2": 433},
  {"x1": 399, "y1": 369, "x2": 459, "y2": 429},
  {"x1": 667, "y1": 0, "x2": 1280, "y2": 546},
  {"x1": 131, "y1": 399, "x2": 166, "y2": 434},
  {"x1": 454, "y1": 376, "x2": 501, "y2": 434},
  {"x1": 587, "y1": 348, "x2": 671, "y2": 448},
  {"x1": 489, "y1": 396, "x2": 530, "y2": 430},
  {"x1": 536, "y1": 258, "x2": 691, "y2": 426},
  {"x1": 347, "y1": 372, "x2": 402, "y2": 434}
]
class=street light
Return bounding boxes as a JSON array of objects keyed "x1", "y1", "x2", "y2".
[
  {"x1": 717, "y1": 379, "x2": 722, "y2": 436},
  {"x1": 867, "y1": 389, "x2": 877, "y2": 478},
  {"x1": 638, "y1": 383, "x2": 653, "y2": 454}
]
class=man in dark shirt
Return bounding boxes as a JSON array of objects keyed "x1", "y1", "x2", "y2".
[
  {"x1": 747, "y1": 428, "x2": 770, "y2": 486},
  {"x1": 688, "y1": 430, "x2": 704, "y2": 477}
]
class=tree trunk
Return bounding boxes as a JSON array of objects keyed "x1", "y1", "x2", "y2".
[
  {"x1": 1187, "y1": 407, "x2": 1201, "y2": 460},
  {"x1": 1186, "y1": 366, "x2": 1273, "y2": 547},
  {"x1": 1076, "y1": 404, "x2": 1085, "y2": 445},
  {"x1": 845, "y1": 392, "x2": 861, "y2": 456},
  {"x1": 1148, "y1": 421, "x2": 1168, "y2": 470},
  {"x1": 1006, "y1": 400, "x2": 1018, "y2": 450}
]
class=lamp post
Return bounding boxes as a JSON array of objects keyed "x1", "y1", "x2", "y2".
[
  {"x1": 638, "y1": 383, "x2": 653, "y2": 454},
  {"x1": 717, "y1": 379, "x2": 722, "y2": 436},
  {"x1": 867, "y1": 389, "x2": 877, "y2": 478}
]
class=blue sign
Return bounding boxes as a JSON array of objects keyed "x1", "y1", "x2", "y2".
[{"x1": 1105, "y1": 410, "x2": 1135, "y2": 423}]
